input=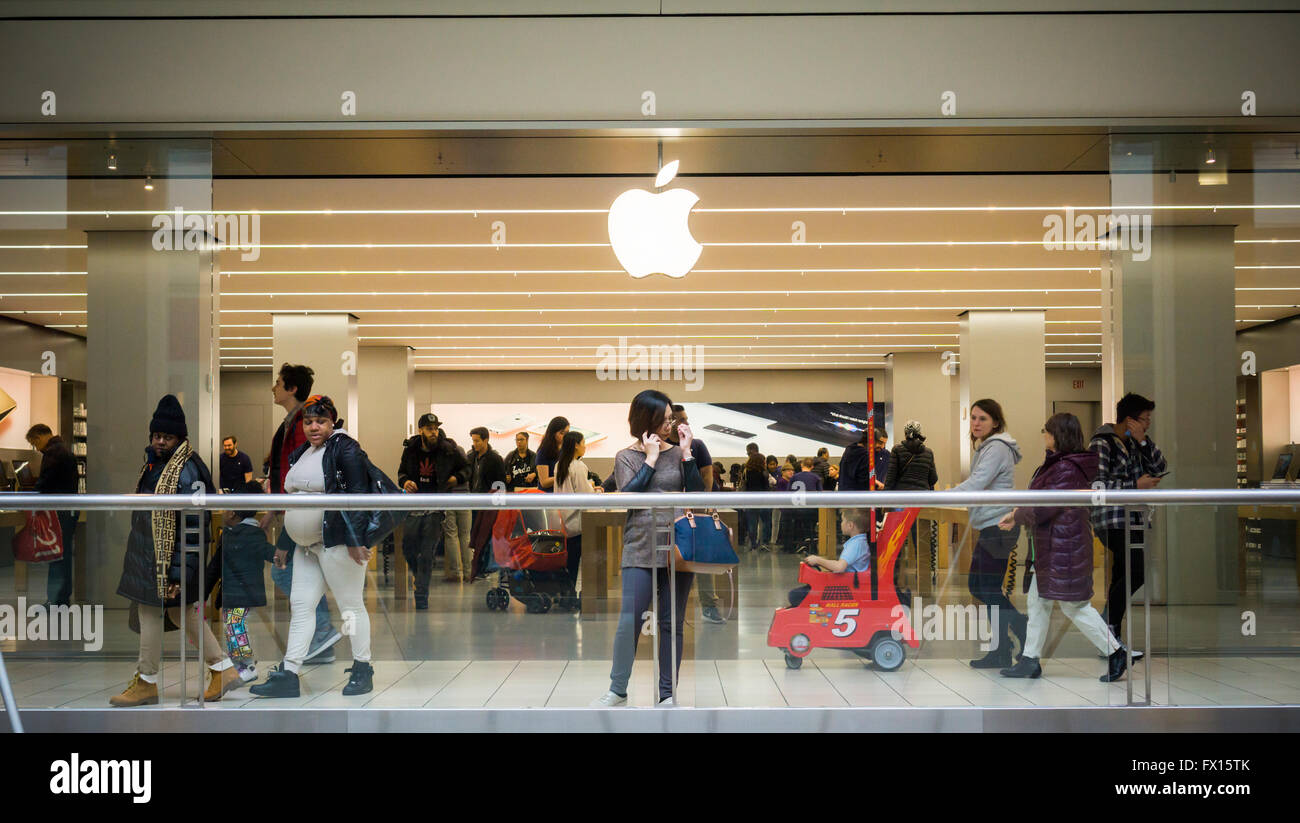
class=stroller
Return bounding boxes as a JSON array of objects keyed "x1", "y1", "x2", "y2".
[{"x1": 483, "y1": 489, "x2": 579, "y2": 614}]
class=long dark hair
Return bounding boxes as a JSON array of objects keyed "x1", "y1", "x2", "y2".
[
  {"x1": 628, "y1": 389, "x2": 672, "y2": 440},
  {"x1": 555, "y1": 430, "x2": 585, "y2": 486},
  {"x1": 970, "y1": 397, "x2": 1007, "y2": 444},
  {"x1": 1044, "y1": 412, "x2": 1086, "y2": 454},
  {"x1": 539, "y1": 416, "x2": 569, "y2": 458},
  {"x1": 746, "y1": 453, "x2": 766, "y2": 474}
]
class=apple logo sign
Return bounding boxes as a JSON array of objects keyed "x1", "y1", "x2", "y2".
[{"x1": 607, "y1": 160, "x2": 702, "y2": 279}]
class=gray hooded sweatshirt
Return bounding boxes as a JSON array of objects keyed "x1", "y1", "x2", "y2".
[{"x1": 951, "y1": 432, "x2": 1022, "y2": 530}]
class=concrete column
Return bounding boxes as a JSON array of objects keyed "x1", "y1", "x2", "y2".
[
  {"x1": 86, "y1": 230, "x2": 217, "y2": 603},
  {"x1": 958, "y1": 310, "x2": 1046, "y2": 491},
  {"x1": 357, "y1": 346, "x2": 414, "y2": 479},
  {"x1": 1118, "y1": 226, "x2": 1237, "y2": 607},
  {"x1": 272, "y1": 314, "x2": 358, "y2": 430},
  {"x1": 885, "y1": 352, "x2": 958, "y2": 489}
]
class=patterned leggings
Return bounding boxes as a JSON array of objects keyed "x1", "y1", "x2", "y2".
[{"x1": 224, "y1": 608, "x2": 255, "y2": 664}]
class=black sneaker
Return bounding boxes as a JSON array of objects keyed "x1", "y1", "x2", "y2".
[
  {"x1": 342, "y1": 661, "x2": 374, "y2": 696},
  {"x1": 249, "y1": 667, "x2": 300, "y2": 698}
]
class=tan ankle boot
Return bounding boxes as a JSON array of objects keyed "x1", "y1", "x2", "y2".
[
  {"x1": 203, "y1": 666, "x2": 240, "y2": 701},
  {"x1": 109, "y1": 673, "x2": 158, "y2": 707}
]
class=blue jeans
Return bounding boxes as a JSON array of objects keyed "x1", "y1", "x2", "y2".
[
  {"x1": 609, "y1": 566, "x2": 694, "y2": 701},
  {"x1": 46, "y1": 511, "x2": 79, "y2": 605},
  {"x1": 271, "y1": 527, "x2": 334, "y2": 638}
]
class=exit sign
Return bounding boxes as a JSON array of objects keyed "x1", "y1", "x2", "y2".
[{"x1": 1073, "y1": 379, "x2": 1085, "y2": 389}]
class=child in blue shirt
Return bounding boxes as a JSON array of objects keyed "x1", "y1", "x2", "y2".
[{"x1": 787, "y1": 509, "x2": 872, "y2": 607}]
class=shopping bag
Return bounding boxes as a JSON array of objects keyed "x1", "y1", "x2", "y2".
[{"x1": 12, "y1": 510, "x2": 64, "y2": 563}]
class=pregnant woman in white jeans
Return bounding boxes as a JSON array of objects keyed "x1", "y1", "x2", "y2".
[{"x1": 250, "y1": 394, "x2": 376, "y2": 698}]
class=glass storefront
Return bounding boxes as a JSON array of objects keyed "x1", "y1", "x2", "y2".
[{"x1": 1, "y1": 129, "x2": 1297, "y2": 716}]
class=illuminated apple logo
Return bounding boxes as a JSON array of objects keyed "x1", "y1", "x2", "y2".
[{"x1": 607, "y1": 160, "x2": 702, "y2": 279}]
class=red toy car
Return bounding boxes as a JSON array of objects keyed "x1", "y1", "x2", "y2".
[{"x1": 767, "y1": 508, "x2": 920, "y2": 671}]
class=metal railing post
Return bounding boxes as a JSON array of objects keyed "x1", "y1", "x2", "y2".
[
  {"x1": 0, "y1": 648, "x2": 23, "y2": 733},
  {"x1": 668, "y1": 509, "x2": 678, "y2": 706}
]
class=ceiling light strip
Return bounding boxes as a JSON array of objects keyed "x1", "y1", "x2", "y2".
[{"x1": 5, "y1": 204, "x2": 1299, "y2": 217}]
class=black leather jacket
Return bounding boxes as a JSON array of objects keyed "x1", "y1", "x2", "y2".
[{"x1": 288, "y1": 430, "x2": 372, "y2": 549}]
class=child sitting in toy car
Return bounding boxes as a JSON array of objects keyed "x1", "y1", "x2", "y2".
[{"x1": 788, "y1": 509, "x2": 873, "y2": 607}]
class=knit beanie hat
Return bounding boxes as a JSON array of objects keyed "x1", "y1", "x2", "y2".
[
  {"x1": 904, "y1": 420, "x2": 925, "y2": 440},
  {"x1": 149, "y1": 394, "x2": 188, "y2": 439}
]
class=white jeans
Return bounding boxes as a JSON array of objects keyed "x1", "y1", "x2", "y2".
[
  {"x1": 1024, "y1": 576, "x2": 1119, "y2": 659},
  {"x1": 284, "y1": 544, "x2": 370, "y2": 673}
]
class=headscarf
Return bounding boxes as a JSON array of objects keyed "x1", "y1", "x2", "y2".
[{"x1": 301, "y1": 394, "x2": 338, "y2": 423}]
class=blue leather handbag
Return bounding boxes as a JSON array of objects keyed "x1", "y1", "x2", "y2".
[{"x1": 672, "y1": 511, "x2": 739, "y2": 574}]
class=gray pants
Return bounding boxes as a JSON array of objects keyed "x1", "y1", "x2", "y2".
[
  {"x1": 442, "y1": 508, "x2": 473, "y2": 579},
  {"x1": 609, "y1": 566, "x2": 694, "y2": 701}
]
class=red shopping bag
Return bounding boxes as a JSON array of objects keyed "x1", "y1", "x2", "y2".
[{"x1": 13, "y1": 510, "x2": 64, "y2": 563}]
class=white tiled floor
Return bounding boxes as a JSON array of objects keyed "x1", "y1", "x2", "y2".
[
  {"x1": 6, "y1": 652, "x2": 1300, "y2": 710},
  {"x1": 3, "y1": 547, "x2": 1297, "y2": 711}
]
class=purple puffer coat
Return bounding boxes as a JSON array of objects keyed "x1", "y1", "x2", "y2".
[{"x1": 1013, "y1": 450, "x2": 1099, "y2": 601}]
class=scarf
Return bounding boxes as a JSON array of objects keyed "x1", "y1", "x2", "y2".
[{"x1": 141, "y1": 441, "x2": 194, "y2": 600}]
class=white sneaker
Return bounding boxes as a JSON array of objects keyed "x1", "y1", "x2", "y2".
[
  {"x1": 658, "y1": 696, "x2": 677, "y2": 707},
  {"x1": 591, "y1": 691, "x2": 627, "y2": 707},
  {"x1": 237, "y1": 663, "x2": 259, "y2": 683},
  {"x1": 1098, "y1": 649, "x2": 1144, "y2": 661}
]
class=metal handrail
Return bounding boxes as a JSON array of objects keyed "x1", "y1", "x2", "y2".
[{"x1": 0, "y1": 488, "x2": 1297, "y2": 511}]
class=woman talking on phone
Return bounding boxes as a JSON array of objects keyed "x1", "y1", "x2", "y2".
[{"x1": 594, "y1": 390, "x2": 704, "y2": 707}]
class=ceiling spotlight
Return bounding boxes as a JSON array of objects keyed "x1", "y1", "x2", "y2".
[
  {"x1": 1205, "y1": 147, "x2": 1217, "y2": 165},
  {"x1": 143, "y1": 176, "x2": 154, "y2": 191},
  {"x1": 107, "y1": 154, "x2": 117, "y2": 171}
]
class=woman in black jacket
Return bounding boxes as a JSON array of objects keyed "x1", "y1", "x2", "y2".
[
  {"x1": 251, "y1": 395, "x2": 377, "y2": 699},
  {"x1": 110, "y1": 395, "x2": 234, "y2": 708},
  {"x1": 884, "y1": 420, "x2": 938, "y2": 491}
]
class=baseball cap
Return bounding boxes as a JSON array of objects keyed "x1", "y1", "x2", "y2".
[{"x1": 418, "y1": 412, "x2": 441, "y2": 428}]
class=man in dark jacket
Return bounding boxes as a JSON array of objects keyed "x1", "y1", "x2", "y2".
[
  {"x1": 398, "y1": 412, "x2": 468, "y2": 597},
  {"x1": 465, "y1": 426, "x2": 507, "y2": 580},
  {"x1": 26, "y1": 423, "x2": 80, "y2": 605}
]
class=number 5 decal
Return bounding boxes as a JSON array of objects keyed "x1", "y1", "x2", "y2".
[{"x1": 831, "y1": 608, "x2": 859, "y2": 638}]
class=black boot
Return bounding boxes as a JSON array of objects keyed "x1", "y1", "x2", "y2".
[
  {"x1": 342, "y1": 661, "x2": 374, "y2": 696},
  {"x1": 1100, "y1": 647, "x2": 1128, "y2": 682},
  {"x1": 970, "y1": 645, "x2": 1012, "y2": 669},
  {"x1": 1000, "y1": 656, "x2": 1041, "y2": 678},
  {"x1": 249, "y1": 666, "x2": 300, "y2": 698}
]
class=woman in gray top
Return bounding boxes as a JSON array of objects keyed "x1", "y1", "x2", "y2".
[
  {"x1": 594, "y1": 390, "x2": 704, "y2": 707},
  {"x1": 951, "y1": 398, "x2": 1026, "y2": 669}
]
